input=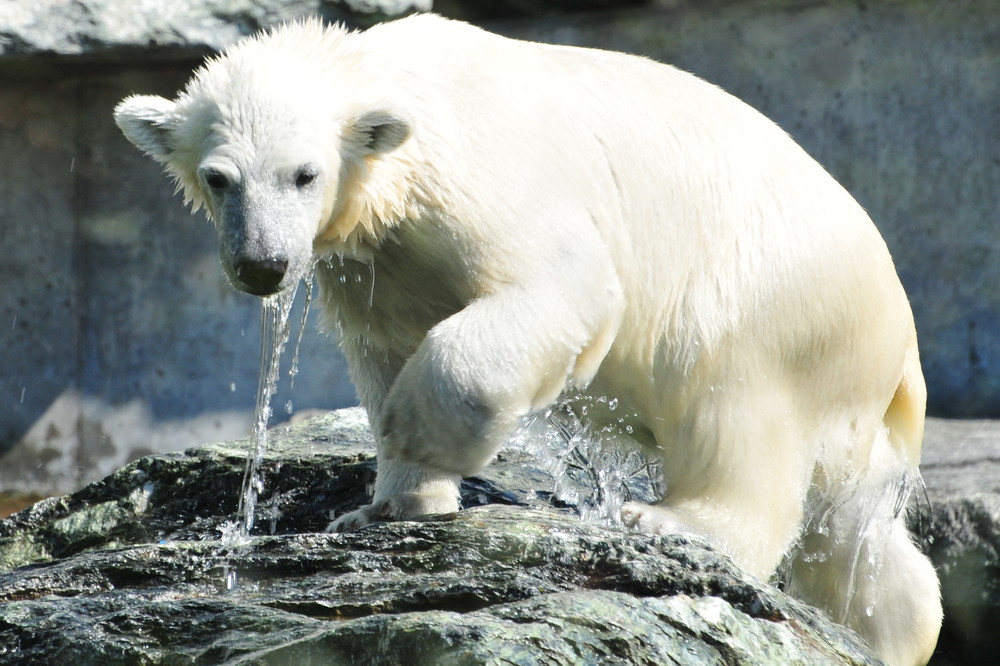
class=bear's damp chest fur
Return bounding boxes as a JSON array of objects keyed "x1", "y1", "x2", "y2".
[{"x1": 317, "y1": 236, "x2": 471, "y2": 354}]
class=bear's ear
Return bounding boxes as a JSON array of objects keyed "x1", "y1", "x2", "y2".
[
  {"x1": 351, "y1": 109, "x2": 411, "y2": 156},
  {"x1": 113, "y1": 95, "x2": 179, "y2": 162}
]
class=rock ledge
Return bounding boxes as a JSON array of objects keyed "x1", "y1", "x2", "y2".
[{"x1": 0, "y1": 409, "x2": 880, "y2": 665}]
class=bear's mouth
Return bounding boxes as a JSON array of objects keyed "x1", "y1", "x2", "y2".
[{"x1": 240, "y1": 284, "x2": 283, "y2": 297}]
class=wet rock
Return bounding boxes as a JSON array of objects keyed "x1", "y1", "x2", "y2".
[{"x1": 0, "y1": 409, "x2": 880, "y2": 665}]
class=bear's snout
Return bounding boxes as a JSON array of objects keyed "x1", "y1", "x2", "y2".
[{"x1": 234, "y1": 256, "x2": 288, "y2": 296}]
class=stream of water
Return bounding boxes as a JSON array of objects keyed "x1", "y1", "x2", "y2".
[
  {"x1": 220, "y1": 277, "x2": 313, "y2": 590},
  {"x1": 235, "y1": 287, "x2": 296, "y2": 537}
]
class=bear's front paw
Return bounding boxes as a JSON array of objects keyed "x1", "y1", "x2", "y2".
[
  {"x1": 326, "y1": 491, "x2": 460, "y2": 533},
  {"x1": 326, "y1": 502, "x2": 386, "y2": 533}
]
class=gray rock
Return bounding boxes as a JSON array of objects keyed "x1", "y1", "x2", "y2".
[
  {"x1": 0, "y1": 0, "x2": 650, "y2": 61},
  {"x1": 0, "y1": 0, "x2": 432, "y2": 59},
  {"x1": 921, "y1": 418, "x2": 1000, "y2": 498},
  {"x1": 919, "y1": 420, "x2": 1000, "y2": 621},
  {"x1": 910, "y1": 418, "x2": 1000, "y2": 665},
  {"x1": 0, "y1": 409, "x2": 881, "y2": 665},
  {"x1": 433, "y1": 0, "x2": 647, "y2": 22}
]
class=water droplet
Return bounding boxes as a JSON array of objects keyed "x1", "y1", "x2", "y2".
[
  {"x1": 229, "y1": 382, "x2": 237, "y2": 392},
  {"x1": 608, "y1": 398, "x2": 618, "y2": 411},
  {"x1": 284, "y1": 400, "x2": 293, "y2": 415}
]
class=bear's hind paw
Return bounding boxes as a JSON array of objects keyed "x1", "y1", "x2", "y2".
[{"x1": 621, "y1": 501, "x2": 688, "y2": 536}]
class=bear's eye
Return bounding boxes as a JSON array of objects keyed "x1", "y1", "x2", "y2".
[
  {"x1": 295, "y1": 167, "x2": 318, "y2": 190},
  {"x1": 204, "y1": 171, "x2": 228, "y2": 191}
]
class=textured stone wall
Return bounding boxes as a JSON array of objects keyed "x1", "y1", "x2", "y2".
[{"x1": 2, "y1": 0, "x2": 998, "y2": 494}]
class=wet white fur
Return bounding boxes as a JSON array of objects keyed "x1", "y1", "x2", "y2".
[{"x1": 114, "y1": 15, "x2": 941, "y2": 665}]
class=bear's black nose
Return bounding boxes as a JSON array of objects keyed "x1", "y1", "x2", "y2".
[{"x1": 235, "y1": 257, "x2": 288, "y2": 296}]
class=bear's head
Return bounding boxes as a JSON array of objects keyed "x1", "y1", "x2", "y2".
[{"x1": 114, "y1": 21, "x2": 413, "y2": 296}]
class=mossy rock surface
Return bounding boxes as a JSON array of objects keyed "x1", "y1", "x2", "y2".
[{"x1": 0, "y1": 409, "x2": 885, "y2": 665}]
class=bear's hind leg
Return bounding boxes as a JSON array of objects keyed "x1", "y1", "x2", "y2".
[
  {"x1": 622, "y1": 388, "x2": 813, "y2": 579},
  {"x1": 783, "y1": 467, "x2": 941, "y2": 666},
  {"x1": 621, "y1": 488, "x2": 803, "y2": 580}
]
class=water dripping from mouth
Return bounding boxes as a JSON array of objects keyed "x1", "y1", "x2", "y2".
[
  {"x1": 218, "y1": 280, "x2": 307, "y2": 591},
  {"x1": 286, "y1": 274, "x2": 313, "y2": 393},
  {"x1": 236, "y1": 286, "x2": 297, "y2": 538}
]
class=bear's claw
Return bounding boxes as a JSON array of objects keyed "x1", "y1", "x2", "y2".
[{"x1": 327, "y1": 490, "x2": 459, "y2": 533}]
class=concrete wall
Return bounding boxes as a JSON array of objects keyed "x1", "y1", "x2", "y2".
[
  {"x1": 1, "y1": 64, "x2": 357, "y2": 494},
  {"x1": 2, "y1": 0, "x2": 998, "y2": 494}
]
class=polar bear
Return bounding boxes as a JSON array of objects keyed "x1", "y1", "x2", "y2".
[{"x1": 114, "y1": 14, "x2": 940, "y2": 665}]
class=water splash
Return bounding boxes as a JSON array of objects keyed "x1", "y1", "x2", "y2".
[
  {"x1": 508, "y1": 399, "x2": 661, "y2": 526},
  {"x1": 778, "y1": 463, "x2": 916, "y2": 626},
  {"x1": 216, "y1": 283, "x2": 308, "y2": 591},
  {"x1": 224, "y1": 568, "x2": 238, "y2": 591},
  {"x1": 216, "y1": 519, "x2": 250, "y2": 591}
]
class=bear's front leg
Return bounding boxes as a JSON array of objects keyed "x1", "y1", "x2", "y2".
[
  {"x1": 379, "y1": 282, "x2": 622, "y2": 478},
  {"x1": 325, "y1": 336, "x2": 463, "y2": 532},
  {"x1": 327, "y1": 459, "x2": 461, "y2": 532},
  {"x1": 330, "y1": 269, "x2": 623, "y2": 531}
]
